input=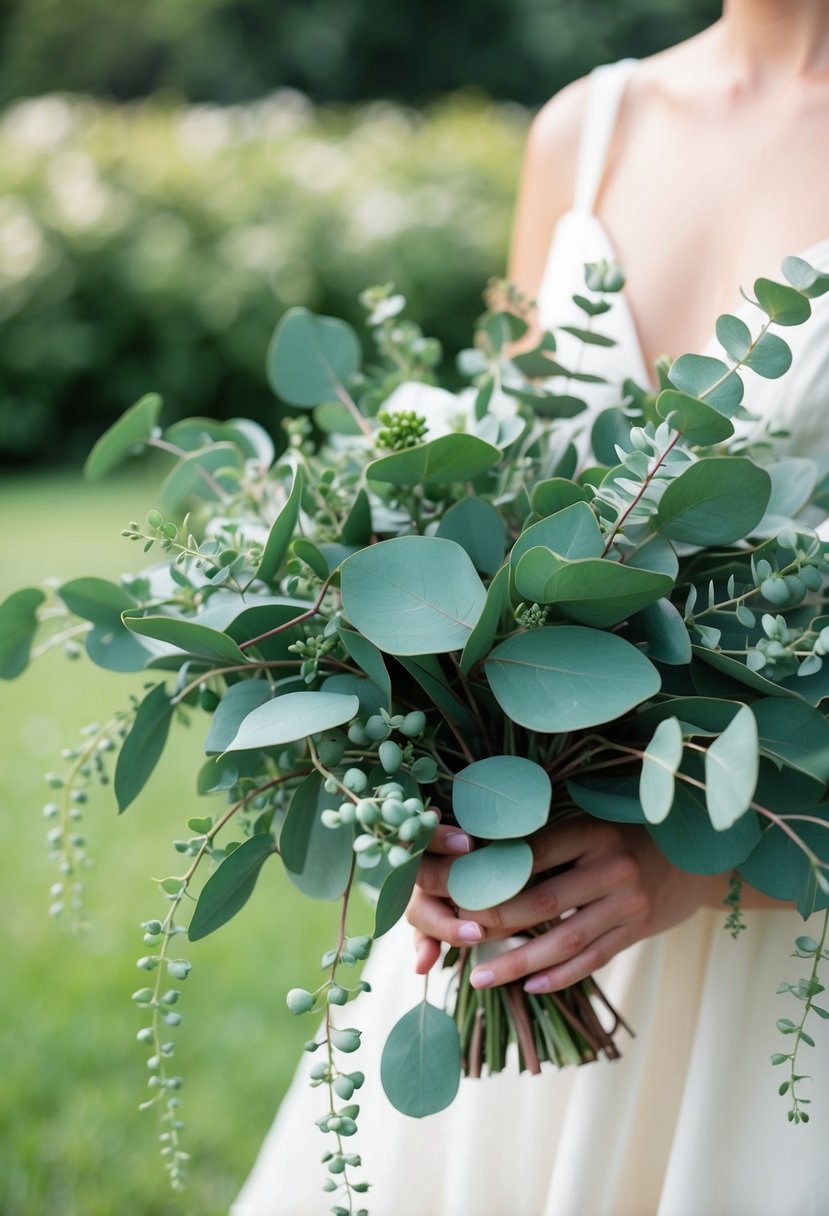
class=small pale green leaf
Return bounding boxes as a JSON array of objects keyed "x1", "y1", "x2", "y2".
[
  {"x1": 267, "y1": 307, "x2": 361, "y2": 408},
  {"x1": 452, "y1": 756, "x2": 551, "y2": 839},
  {"x1": 341, "y1": 536, "x2": 486, "y2": 655},
  {"x1": 225, "y1": 691, "x2": 360, "y2": 752},
  {"x1": 782, "y1": 255, "x2": 829, "y2": 299},
  {"x1": 704, "y1": 704, "x2": 759, "y2": 829},
  {"x1": 115, "y1": 683, "x2": 173, "y2": 812},
  {"x1": 188, "y1": 833, "x2": 275, "y2": 941},
  {"x1": 380, "y1": 1001, "x2": 461, "y2": 1117},
  {"x1": 84, "y1": 393, "x2": 162, "y2": 481},
  {"x1": 0, "y1": 587, "x2": 45, "y2": 679},
  {"x1": 715, "y1": 314, "x2": 751, "y2": 361},
  {"x1": 640, "y1": 717, "x2": 684, "y2": 824},
  {"x1": 447, "y1": 839, "x2": 533, "y2": 911}
]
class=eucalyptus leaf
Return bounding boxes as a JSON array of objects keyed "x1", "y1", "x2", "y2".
[
  {"x1": 452, "y1": 756, "x2": 551, "y2": 839},
  {"x1": 204, "y1": 680, "x2": 272, "y2": 754},
  {"x1": 374, "y1": 856, "x2": 423, "y2": 938},
  {"x1": 460, "y1": 563, "x2": 510, "y2": 675},
  {"x1": 123, "y1": 613, "x2": 248, "y2": 664},
  {"x1": 447, "y1": 839, "x2": 533, "y2": 911},
  {"x1": 341, "y1": 536, "x2": 486, "y2": 655},
  {"x1": 397, "y1": 654, "x2": 478, "y2": 733},
  {"x1": 648, "y1": 779, "x2": 761, "y2": 874},
  {"x1": 280, "y1": 771, "x2": 354, "y2": 900},
  {"x1": 84, "y1": 392, "x2": 162, "y2": 481},
  {"x1": 635, "y1": 598, "x2": 692, "y2": 665},
  {"x1": 115, "y1": 683, "x2": 174, "y2": 813},
  {"x1": 160, "y1": 442, "x2": 243, "y2": 515},
  {"x1": 0, "y1": 587, "x2": 45, "y2": 679},
  {"x1": 640, "y1": 717, "x2": 684, "y2": 824},
  {"x1": 380, "y1": 1002, "x2": 461, "y2": 1118},
  {"x1": 654, "y1": 458, "x2": 771, "y2": 545},
  {"x1": 655, "y1": 390, "x2": 734, "y2": 445},
  {"x1": 715, "y1": 314, "x2": 752, "y2": 361},
  {"x1": 486, "y1": 626, "x2": 661, "y2": 731},
  {"x1": 59, "y1": 578, "x2": 138, "y2": 625},
  {"x1": 188, "y1": 833, "x2": 275, "y2": 941},
  {"x1": 782, "y1": 255, "x2": 829, "y2": 299},
  {"x1": 704, "y1": 705, "x2": 759, "y2": 830},
  {"x1": 744, "y1": 332, "x2": 792, "y2": 379},
  {"x1": 367, "y1": 433, "x2": 500, "y2": 489},
  {"x1": 339, "y1": 630, "x2": 391, "y2": 707},
  {"x1": 739, "y1": 805, "x2": 829, "y2": 917},
  {"x1": 751, "y1": 698, "x2": 829, "y2": 783},
  {"x1": 513, "y1": 552, "x2": 672, "y2": 627},
  {"x1": 565, "y1": 778, "x2": 646, "y2": 823},
  {"x1": 435, "y1": 497, "x2": 506, "y2": 576},
  {"x1": 753, "y1": 278, "x2": 811, "y2": 326},
  {"x1": 225, "y1": 691, "x2": 360, "y2": 752},
  {"x1": 530, "y1": 479, "x2": 591, "y2": 516},
  {"x1": 267, "y1": 307, "x2": 361, "y2": 407},
  {"x1": 668, "y1": 354, "x2": 744, "y2": 414},
  {"x1": 510, "y1": 501, "x2": 604, "y2": 568},
  {"x1": 257, "y1": 467, "x2": 304, "y2": 584}
]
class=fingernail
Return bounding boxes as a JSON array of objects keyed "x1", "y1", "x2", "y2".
[
  {"x1": 446, "y1": 832, "x2": 471, "y2": 853},
  {"x1": 470, "y1": 968, "x2": 495, "y2": 988},
  {"x1": 458, "y1": 921, "x2": 483, "y2": 943},
  {"x1": 523, "y1": 976, "x2": 549, "y2": 994}
]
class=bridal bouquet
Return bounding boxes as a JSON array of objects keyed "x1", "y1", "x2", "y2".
[{"x1": 5, "y1": 255, "x2": 829, "y2": 1211}]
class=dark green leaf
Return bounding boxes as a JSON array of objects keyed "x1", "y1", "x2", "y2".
[
  {"x1": 739, "y1": 804, "x2": 829, "y2": 915},
  {"x1": 751, "y1": 698, "x2": 829, "y2": 784},
  {"x1": 655, "y1": 390, "x2": 734, "y2": 445},
  {"x1": 341, "y1": 488, "x2": 373, "y2": 545},
  {"x1": 292, "y1": 538, "x2": 329, "y2": 580},
  {"x1": 0, "y1": 588, "x2": 45, "y2": 679},
  {"x1": 204, "y1": 680, "x2": 272, "y2": 754},
  {"x1": 380, "y1": 1002, "x2": 461, "y2": 1117},
  {"x1": 460, "y1": 563, "x2": 510, "y2": 675},
  {"x1": 267, "y1": 307, "x2": 361, "y2": 407},
  {"x1": 188, "y1": 833, "x2": 275, "y2": 941},
  {"x1": 591, "y1": 408, "x2": 632, "y2": 466},
  {"x1": 115, "y1": 683, "x2": 174, "y2": 812},
  {"x1": 84, "y1": 393, "x2": 162, "y2": 481},
  {"x1": 339, "y1": 630, "x2": 391, "y2": 707},
  {"x1": 753, "y1": 278, "x2": 811, "y2": 326},
  {"x1": 530, "y1": 479, "x2": 591, "y2": 516},
  {"x1": 513, "y1": 552, "x2": 672, "y2": 626},
  {"x1": 397, "y1": 654, "x2": 478, "y2": 733},
  {"x1": 649, "y1": 780, "x2": 761, "y2": 875},
  {"x1": 280, "y1": 772, "x2": 354, "y2": 900},
  {"x1": 635, "y1": 598, "x2": 692, "y2": 665},
  {"x1": 565, "y1": 778, "x2": 646, "y2": 823},
  {"x1": 374, "y1": 856, "x2": 423, "y2": 938},
  {"x1": 257, "y1": 466, "x2": 304, "y2": 585},
  {"x1": 558, "y1": 325, "x2": 616, "y2": 347},
  {"x1": 123, "y1": 613, "x2": 248, "y2": 664}
]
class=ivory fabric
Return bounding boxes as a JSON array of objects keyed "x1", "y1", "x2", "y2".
[{"x1": 233, "y1": 60, "x2": 829, "y2": 1216}]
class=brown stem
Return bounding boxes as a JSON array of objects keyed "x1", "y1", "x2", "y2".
[
  {"x1": 548, "y1": 991, "x2": 601, "y2": 1058},
  {"x1": 238, "y1": 572, "x2": 336, "y2": 652},
  {"x1": 467, "y1": 1006, "x2": 485, "y2": 1079},
  {"x1": 504, "y1": 984, "x2": 542, "y2": 1075}
]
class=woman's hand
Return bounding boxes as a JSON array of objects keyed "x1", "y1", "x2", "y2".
[{"x1": 406, "y1": 815, "x2": 727, "y2": 992}]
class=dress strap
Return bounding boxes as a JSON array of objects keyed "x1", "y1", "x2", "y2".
[{"x1": 572, "y1": 58, "x2": 638, "y2": 215}]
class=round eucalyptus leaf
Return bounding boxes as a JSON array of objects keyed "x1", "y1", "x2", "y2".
[
  {"x1": 0, "y1": 587, "x2": 45, "y2": 679},
  {"x1": 85, "y1": 626, "x2": 153, "y2": 673},
  {"x1": 591, "y1": 407, "x2": 633, "y2": 466},
  {"x1": 447, "y1": 839, "x2": 533, "y2": 911},
  {"x1": 640, "y1": 717, "x2": 684, "y2": 824},
  {"x1": 715, "y1": 314, "x2": 751, "y2": 361},
  {"x1": 648, "y1": 780, "x2": 761, "y2": 875},
  {"x1": 436, "y1": 497, "x2": 506, "y2": 576},
  {"x1": 204, "y1": 680, "x2": 272, "y2": 755},
  {"x1": 225, "y1": 691, "x2": 360, "y2": 752},
  {"x1": 266, "y1": 307, "x2": 361, "y2": 407},
  {"x1": 744, "y1": 332, "x2": 792, "y2": 379},
  {"x1": 530, "y1": 478, "x2": 591, "y2": 517},
  {"x1": 380, "y1": 1002, "x2": 461, "y2": 1118},
  {"x1": 341, "y1": 536, "x2": 486, "y2": 655},
  {"x1": 486, "y1": 626, "x2": 661, "y2": 731},
  {"x1": 704, "y1": 705, "x2": 759, "y2": 830},
  {"x1": 782, "y1": 255, "x2": 829, "y2": 299},
  {"x1": 751, "y1": 697, "x2": 829, "y2": 784},
  {"x1": 753, "y1": 278, "x2": 811, "y2": 326},
  {"x1": 654, "y1": 458, "x2": 771, "y2": 545},
  {"x1": 84, "y1": 392, "x2": 162, "y2": 481},
  {"x1": 655, "y1": 390, "x2": 734, "y2": 446},
  {"x1": 514, "y1": 552, "x2": 673, "y2": 626},
  {"x1": 452, "y1": 755, "x2": 551, "y2": 839},
  {"x1": 510, "y1": 501, "x2": 604, "y2": 567},
  {"x1": 739, "y1": 805, "x2": 829, "y2": 917},
  {"x1": 667, "y1": 354, "x2": 744, "y2": 414},
  {"x1": 59, "y1": 577, "x2": 138, "y2": 626},
  {"x1": 565, "y1": 777, "x2": 646, "y2": 822}
]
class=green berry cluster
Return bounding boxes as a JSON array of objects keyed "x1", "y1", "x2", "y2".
[
  {"x1": 288, "y1": 631, "x2": 341, "y2": 685},
  {"x1": 514, "y1": 601, "x2": 549, "y2": 629},
  {"x1": 375, "y1": 409, "x2": 428, "y2": 452}
]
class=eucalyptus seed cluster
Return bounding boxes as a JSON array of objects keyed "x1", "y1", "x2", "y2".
[
  {"x1": 43, "y1": 717, "x2": 124, "y2": 929},
  {"x1": 375, "y1": 409, "x2": 429, "y2": 452},
  {"x1": 289, "y1": 632, "x2": 341, "y2": 684},
  {"x1": 514, "y1": 601, "x2": 549, "y2": 630},
  {"x1": 286, "y1": 934, "x2": 374, "y2": 1212}
]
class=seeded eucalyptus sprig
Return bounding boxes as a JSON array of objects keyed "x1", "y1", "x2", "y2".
[{"x1": 4, "y1": 253, "x2": 829, "y2": 1209}]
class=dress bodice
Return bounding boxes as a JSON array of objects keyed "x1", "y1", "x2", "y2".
[{"x1": 536, "y1": 58, "x2": 829, "y2": 460}]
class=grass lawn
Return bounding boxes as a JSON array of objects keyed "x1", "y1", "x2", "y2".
[{"x1": 0, "y1": 468, "x2": 369, "y2": 1215}]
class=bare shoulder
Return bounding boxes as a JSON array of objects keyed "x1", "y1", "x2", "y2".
[{"x1": 526, "y1": 74, "x2": 591, "y2": 180}]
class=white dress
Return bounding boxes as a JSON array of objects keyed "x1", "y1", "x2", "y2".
[{"x1": 233, "y1": 60, "x2": 829, "y2": 1216}]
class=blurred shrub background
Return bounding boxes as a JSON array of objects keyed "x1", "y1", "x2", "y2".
[{"x1": 0, "y1": 0, "x2": 719, "y2": 464}]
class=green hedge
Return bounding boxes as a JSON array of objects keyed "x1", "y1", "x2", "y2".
[{"x1": 0, "y1": 92, "x2": 526, "y2": 463}]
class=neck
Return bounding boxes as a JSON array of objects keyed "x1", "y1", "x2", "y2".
[{"x1": 717, "y1": 0, "x2": 829, "y2": 83}]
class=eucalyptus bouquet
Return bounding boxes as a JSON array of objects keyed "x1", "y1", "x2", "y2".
[{"x1": 5, "y1": 255, "x2": 829, "y2": 1212}]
